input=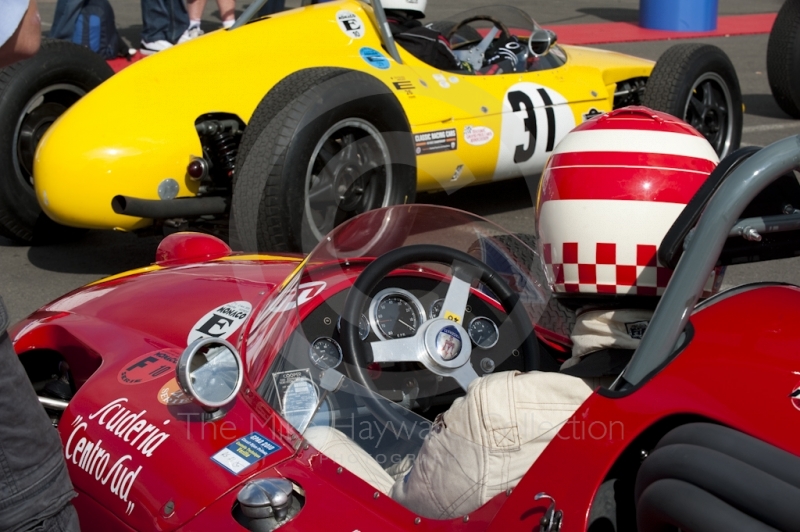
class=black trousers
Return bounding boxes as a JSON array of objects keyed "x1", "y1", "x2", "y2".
[{"x1": 0, "y1": 299, "x2": 78, "y2": 532}]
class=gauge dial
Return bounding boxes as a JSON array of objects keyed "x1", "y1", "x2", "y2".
[
  {"x1": 337, "y1": 314, "x2": 370, "y2": 340},
  {"x1": 429, "y1": 298, "x2": 444, "y2": 318},
  {"x1": 468, "y1": 317, "x2": 499, "y2": 349},
  {"x1": 370, "y1": 288, "x2": 425, "y2": 340},
  {"x1": 309, "y1": 337, "x2": 343, "y2": 369}
]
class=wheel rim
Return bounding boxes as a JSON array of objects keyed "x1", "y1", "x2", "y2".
[
  {"x1": 304, "y1": 118, "x2": 393, "y2": 242},
  {"x1": 682, "y1": 72, "x2": 734, "y2": 158},
  {"x1": 13, "y1": 83, "x2": 86, "y2": 189}
]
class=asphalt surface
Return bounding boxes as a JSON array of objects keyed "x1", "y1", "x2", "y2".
[{"x1": 1, "y1": 0, "x2": 796, "y2": 323}]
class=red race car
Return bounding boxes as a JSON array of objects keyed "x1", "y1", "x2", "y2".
[{"x1": 10, "y1": 112, "x2": 800, "y2": 531}]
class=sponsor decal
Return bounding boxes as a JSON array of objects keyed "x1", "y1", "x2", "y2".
[
  {"x1": 625, "y1": 321, "x2": 649, "y2": 340},
  {"x1": 187, "y1": 301, "x2": 252, "y2": 345},
  {"x1": 157, "y1": 378, "x2": 192, "y2": 406},
  {"x1": 791, "y1": 382, "x2": 800, "y2": 412},
  {"x1": 118, "y1": 350, "x2": 180, "y2": 385},
  {"x1": 359, "y1": 47, "x2": 390, "y2": 70},
  {"x1": 432, "y1": 73, "x2": 449, "y2": 89},
  {"x1": 449, "y1": 76, "x2": 459, "y2": 84},
  {"x1": 451, "y1": 164, "x2": 464, "y2": 181},
  {"x1": 414, "y1": 128, "x2": 457, "y2": 155},
  {"x1": 463, "y1": 125, "x2": 494, "y2": 146},
  {"x1": 583, "y1": 108, "x2": 604, "y2": 122},
  {"x1": 392, "y1": 80, "x2": 415, "y2": 91},
  {"x1": 211, "y1": 432, "x2": 282, "y2": 475},
  {"x1": 336, "y1": 10, "x2": 364, "y2": 39},
  {"x1": 435, "y1": 325, "x2": 462, "y2": 361},
  {"x1": 65, "y1": 398, "x2": 171, "y2": 516}
]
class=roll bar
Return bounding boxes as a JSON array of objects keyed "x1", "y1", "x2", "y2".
[{"x1": 617, "y1": 135, "x2": 800, "y2": 388}]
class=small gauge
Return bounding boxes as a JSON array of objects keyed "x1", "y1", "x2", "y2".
[
  {"x1": 309, "y1": 337, "x2": 343, "y2": 369},
  {"x1": 429, "y1": 298, "x2": 444, "y2": 318},
  {"x1": 337, "y1": 314, "x2": 370, "y2": 340},
  {"x1": 369, "y1": 288, "x2": 425, "y2": 340},
  {"x1": 468, "y1": 316, "x2": 500, "y2": 349}
]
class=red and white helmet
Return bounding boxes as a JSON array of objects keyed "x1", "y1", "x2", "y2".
[{"x1": 536, "y1": 106, "x2": 723, "y2": 297}]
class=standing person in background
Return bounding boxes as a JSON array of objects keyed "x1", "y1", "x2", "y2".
[
  {"x1": 140, "y1": 0, "x2": 189, "y2": 54},
  {"x1": 0, "y1": 5, "x2": 81, "y2": 530},
  {"x1": 180, "y1": 0, "x2": 237, "y2": 42}
]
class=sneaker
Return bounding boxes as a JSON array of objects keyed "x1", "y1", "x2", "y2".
[
  {"x1": 178, "y1": 25, "x2": 204, "y2": 44},
  {"x1": 140, "y1": 40, "x2": 173, "y2": 55}
]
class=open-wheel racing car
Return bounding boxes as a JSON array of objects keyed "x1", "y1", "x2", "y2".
[
  {"x1": 11, "y1": 116, "x2": 800, "y2": 531},
  {"x1": 17, "y1": 0, "x2": 743, "y2": 251}
]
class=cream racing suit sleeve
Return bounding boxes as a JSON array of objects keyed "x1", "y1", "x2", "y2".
[{"x1": 390, "y1": 370, "x2": 609, "y2": 519}]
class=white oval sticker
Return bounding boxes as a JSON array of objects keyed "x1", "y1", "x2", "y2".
[
  {"x1": 336, "y1": 10, "x2": 365, "y2": 39},
  {"x1": 463, "y1": 125, "x2": 494, "y2": 146},
  {"x1": 187, "y1": 301, "x2": 252, "y2": 345}
]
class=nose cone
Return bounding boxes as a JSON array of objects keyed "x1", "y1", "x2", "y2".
[{"x1": 33, "y1": 69, "x2": 202, "y2": 230}]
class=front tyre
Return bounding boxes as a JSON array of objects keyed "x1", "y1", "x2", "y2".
[
  {"x1": 0, "y1": 39, "x2": 112, "y2": 243},
  {"x1": 232, "y1": 69, "x2": 417, "y2": 252},
  {"x1": 642, "y1": 43, "x2": 742, "y2": 159}
]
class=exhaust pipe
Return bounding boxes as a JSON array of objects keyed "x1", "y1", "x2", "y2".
[{"x1": 111, "y1": 195, "x2": 228, "y2": 219}]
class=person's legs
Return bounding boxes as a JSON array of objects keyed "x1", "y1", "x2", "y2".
[
  {"x1": 141, "y1": 0, "x2": 188, "y2": 49},
  {"x1": 216, "y1": 0, "x2": 236, "y2": 28},
  {"x1": 186, "y1": 0, "x2": 206, "y2": 27},
  {"x1": 0, "y1": 298, "x2": 78, "y2": 532}
]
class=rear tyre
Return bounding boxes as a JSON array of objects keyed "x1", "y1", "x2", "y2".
[
  {"x1": 642, "y1": 43, "x2": 742, "y2": 159},
  {"x1": 232, "y1": 69, "x2": 417, "y2": 252},
  {"x1": 767, "y1": 0, "x2": 800, "y2": 118},
  {"x1": 0, "y1": 39, "x2": 112, "y2": 243}
]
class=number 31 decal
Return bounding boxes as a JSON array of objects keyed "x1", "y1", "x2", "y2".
[
  {"x1": 494, "y1": 83, "x2": 575, "y2": 181},
  {"x1": 507, "y1": 89, "x2": 556, "y2": 163}
]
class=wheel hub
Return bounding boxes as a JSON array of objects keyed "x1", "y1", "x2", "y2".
[{"x1": 17, "y1": 102, "x2": 67, "y2": 178}]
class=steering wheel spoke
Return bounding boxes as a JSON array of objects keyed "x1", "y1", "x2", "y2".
[
  {"x1": 369, "y1": 336, "x2": 419, "y2": 364},
  {"x1": 439, "y1": 265, "x2": 475, "y2": 325},
  {"x1": 450, "y1": 363, "x2": 480, "y2": 392}
]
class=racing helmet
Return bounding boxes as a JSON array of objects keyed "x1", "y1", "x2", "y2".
[
  {"x1": 536, "y1": 106, "x2": 724, "y2": 298},
  {"x1": 382, "y1": 0, "x2": 426, "y2": 18}
]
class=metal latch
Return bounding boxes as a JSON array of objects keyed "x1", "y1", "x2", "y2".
[{"x1": 535, "y1": 492, "x2": 563, "y2": 532}]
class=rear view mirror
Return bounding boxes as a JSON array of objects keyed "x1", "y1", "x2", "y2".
[
  {"x1": 177, "y1": 338, "x2": 244, "y2": 416},
  {"x1": 529, "y1": 29, "x2": 557, "y2": 56}
]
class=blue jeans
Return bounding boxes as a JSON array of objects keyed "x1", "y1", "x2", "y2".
[
  {"x1": 0, "y1": 299, "x2": 78, "y2": 532},
  {"x1": 141, "y1": 0, "x2": 189, "y2": 44}
]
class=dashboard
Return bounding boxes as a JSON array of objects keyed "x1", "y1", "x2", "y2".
[{"x1": 261, "y1": 273, "x2": 527, "y2": 429}]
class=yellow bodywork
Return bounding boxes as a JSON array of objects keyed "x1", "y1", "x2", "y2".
[{"x1": 34, "y1": 0, "x2": 653, "y2": 231}]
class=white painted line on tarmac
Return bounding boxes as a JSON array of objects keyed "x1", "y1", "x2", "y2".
[{"x1": 742, "y1": 122, "x2": 800, "y2": 133}]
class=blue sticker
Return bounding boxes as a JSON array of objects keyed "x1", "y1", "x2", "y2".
[
  {"x1": 211, "y1": 432, "x2": 282, "y2": 474},
  {"x1": 360, "y1": 47, "x2": 390, "y2": 70}
]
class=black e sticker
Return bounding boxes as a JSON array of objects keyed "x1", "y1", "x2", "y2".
[{"x1": 414, "y1": 129, "x2": 457, "y2": 155}]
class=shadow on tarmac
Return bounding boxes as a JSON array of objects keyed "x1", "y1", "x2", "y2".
[
  {"x1": 743, "y1": 93, "x2": 793, "y2": 120},
  {"x1": 23, "y1": 231, "x2": 161, "y2": 275}
]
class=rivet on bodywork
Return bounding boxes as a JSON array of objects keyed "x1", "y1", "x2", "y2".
[
  {"x1": 415, "y1": 517, "x2": 421, "y2": 525},
  {"x1": 463, "y1": 515, "x2": 470, "y2": 522},
  {"x1": 337, "y1": 467, "x2": 343, "y2": 474},
  {"x1": 373, "y1": 492, "x2": 380, "y2": 499}
]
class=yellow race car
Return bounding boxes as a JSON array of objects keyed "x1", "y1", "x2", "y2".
[{"x1": 24, "y1": 0, "x2": 741, "y2": 251}]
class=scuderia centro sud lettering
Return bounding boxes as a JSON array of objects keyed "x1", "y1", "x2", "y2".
[{"x1": 65, "y1": 398, "x2": 170, "y2": 516}]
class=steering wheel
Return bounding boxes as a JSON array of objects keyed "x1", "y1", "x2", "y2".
[
  {"x1": 340, "y1": 244, "x2": 540, "y2": 427},
  {"x1": 447, "y1": 15, "x2": 512, "y2": 71}
]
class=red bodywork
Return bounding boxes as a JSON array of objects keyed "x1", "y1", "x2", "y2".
[{"x1": 10, "y1": 231, "x2": 800, "y2": 531}]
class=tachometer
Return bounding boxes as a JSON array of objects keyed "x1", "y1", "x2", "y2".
[
  {"x1": 468, "y1": 316, "x2": 499, "y2": 349},
  {"x1": 369, "y1": 288, "x2": 426, "y2": 340},
  {"x1": 309, "y1": 337, "x2": 343, "y2": 369}
]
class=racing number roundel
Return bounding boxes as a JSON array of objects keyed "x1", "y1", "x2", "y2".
[
  {"x1": 187, "y1": 301, "x2": 252, "y2": 345},
  {"x1": 494, "y1": 83, "x2": 575, "y2": 180}
]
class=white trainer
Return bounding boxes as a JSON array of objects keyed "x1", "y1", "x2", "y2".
[
  {"x1": 178, "y1": 26, "x2": 205, "y2": 44},
  {"x1": 140, "y1": 40, "x2": 173, "y2": 55}
]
